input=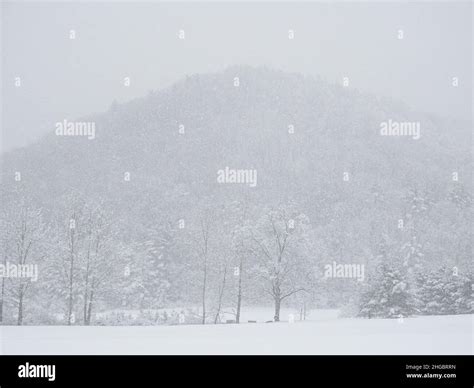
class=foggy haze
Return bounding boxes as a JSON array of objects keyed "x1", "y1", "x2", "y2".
[{"x1": 1, "y1": 1, "x2": 471, "y2": 152}]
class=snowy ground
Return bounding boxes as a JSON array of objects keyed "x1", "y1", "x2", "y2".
[{"x1": 1, "y1": 310, "x2": 472, "y2": 355}]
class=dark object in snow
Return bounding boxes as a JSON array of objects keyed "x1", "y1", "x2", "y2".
[
  {"x1": 226, "y1": 320, "x2": 236, "y2": 324},
  {"x1": 248, "y1": 320, "x2": 257, "y2": 323},
  {"x1": 265, "y1": 320, "x2": 273, "y2": 323}
]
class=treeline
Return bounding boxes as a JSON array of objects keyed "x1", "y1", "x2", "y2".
[
  {"x1": 0, "y1": 184, "x2": 472, "y2": 325},
  {"x1": 358, "y1": 265, "x2": 473, "y2": 318}
]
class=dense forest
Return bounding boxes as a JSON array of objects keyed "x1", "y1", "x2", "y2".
[{"x1": 0, "y1": 67, "x2": 471, "y2": 325}]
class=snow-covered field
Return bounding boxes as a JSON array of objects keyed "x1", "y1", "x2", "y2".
[{"x1": 1, "y1": 310, "x2": 472, "y2": 355}]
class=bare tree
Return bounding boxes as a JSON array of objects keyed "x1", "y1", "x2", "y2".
[
  {"x1": 235, "y1": 255, "x2": 243, "y2": 323},
  {"x1": 198, "y1": 218, "x2": 210, "y2": 325},
  {"x1": 84, "y1": 221, "x2": 110, "y2": 325},
  {"x1": 80, "y1": 205, "x2": 115, "y2": 325},
  {"x1": 0, "y1": 250, "x2": 7, "y2": 323},
  {"x1": 9, "y1": 206, "x2": 46, "y2": 325},
  {"x1": 214, "y1": 263, "x2": 227, "y2": 324},
  {"x1": 249, "y1": 206, "x2": 313, "y2": 321},
  {"x1": 82, "y1": 213, "x2": 94, "y2": 324},
  {"x1": 66, "y1": 212, "x2": 78, "y2": 325}
]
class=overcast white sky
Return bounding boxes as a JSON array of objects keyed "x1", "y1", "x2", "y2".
[{"x1": 1, "y1": 1, "x2": 472, "y2": 153}]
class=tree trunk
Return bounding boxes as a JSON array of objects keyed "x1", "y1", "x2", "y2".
[
  {"x1": 199, "y1": 218, "x2": 210, "y2": 325},
  {"x1": 235, "y1": 258, "x2": 243, "y2": 324},
  {"x1": 273, "y1": 281, "x2": 281, "y2": 321},
  {"x1": 274, "y1": 297, "x2": 281, "y2": 322},
  {"x1": 17, "y1": 284, "x2": 24, "y2": 325},
  {"x1": 0, "y1": 273, "x2": 5, "y2": 323},
  {"x1": 214, "y1": 265, "x2": 227, "y2": 324},
  {"x1": 67, "y1": 227, "x2": 75, "y2": 326},
  {"x1": 0, "y1": 252, "x2": 6, "y2": 323},
  {"x1": 83, "y1": 278, "x2": 89, "y2": 324},
  {"x1": 201, "y1": 259, "x2": 207, "y2": 325},
  {"x1": 86, "y1": 288, "x2": 94, "y2": 325},
  {"x1": 83, "y1": 246, "x2": 91, "y2": 324},
  {"x1": 83, "y1": 290, "x2": 89, "y2": 324}
]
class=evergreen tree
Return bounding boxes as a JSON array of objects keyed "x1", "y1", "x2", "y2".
[
  {"x1": 359, "y1": 263, "x2": 417, "y2": 318},
  {"x1": 416, "y1": 267, "x2": 473, "y2": 316}
]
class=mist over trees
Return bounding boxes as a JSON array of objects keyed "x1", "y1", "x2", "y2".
[{"x1": 0, "y1": 67, "x2": 471, "y2": 325}]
